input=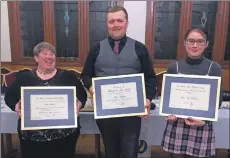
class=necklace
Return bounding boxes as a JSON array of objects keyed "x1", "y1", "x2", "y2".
[{"x1": 37, "y1": 68, "x2": 56, "y2": 75}]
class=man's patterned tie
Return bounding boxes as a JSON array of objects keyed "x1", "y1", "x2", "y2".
[{"x1": 113, "y1": 41, "x2": 120, "y2": 55}]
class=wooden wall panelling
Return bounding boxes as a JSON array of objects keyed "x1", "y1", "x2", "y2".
[
  {"x1": 176, "y1": 1, "x2": 192, "y2": 59},
  {"x1": 145, "y1": 1, "x2": 155, "y2": 58},
  {"x1": 7, "y1": 2, "x2": 24, "y2": 64},
  {"x1": 212, "y1": 1, "x2": 229, "y2": 66},
  {"x1": 43, "y1": 2, "x2": 56, "y2": 46},
  {"x1": 78, "y1": 1, "x2": 89, "y2": 66}
]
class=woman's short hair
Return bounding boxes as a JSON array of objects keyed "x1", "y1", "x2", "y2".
[{"x1": 33, "y1": 42, "x2": 56, "y2": 56}]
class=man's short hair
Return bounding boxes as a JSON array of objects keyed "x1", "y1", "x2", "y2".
[{"x1": 107, "y1": 6, "x2": 128, "y2": 21}]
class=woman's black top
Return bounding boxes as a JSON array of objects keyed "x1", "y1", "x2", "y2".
[{"x1": 4, "y1": 69, "x2": 87, "y2": 141}]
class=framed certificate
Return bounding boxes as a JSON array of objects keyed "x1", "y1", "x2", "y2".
[
  {"x1": 21, "y1": 86, "x2": 77, "y2": 130},
  {"x1": 92, "y1": 73, "x2": 147, "y2": 119},
  {"x1": 159, "y1": 74, "x2": 221, "y2": 121}
]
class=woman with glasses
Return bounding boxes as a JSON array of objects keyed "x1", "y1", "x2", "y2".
[
  {"x1": 4, "y1": 42, "x2": 87, "y2": 158},
  {"x1": 161, "y1": 26, "x2": 222, "y2": 158}
]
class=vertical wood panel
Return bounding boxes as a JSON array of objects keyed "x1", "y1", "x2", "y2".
[
  {"x1": 177, "y1": 1, "x2": 192, "y2": 59},
  {"x1": 43, "y1": 2, "x2": 56, "y2": 46},
  {"x1": 145, "y1": 1, "x2": 155, "y2": 57},
  {"x1": 7, "y1": 2, "x2": 23, "y2": 64},
  {"x1": 212, "y1": 2, "x2": 229, "y2": 64},
  {"x1": 78, "y1": 1, "x2": 89, "y2": 65}
]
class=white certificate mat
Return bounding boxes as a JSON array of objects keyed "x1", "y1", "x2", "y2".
[
  {"x1": 101, "y1": 82, "x2": 138, "y2": 109},
  {"x1": 169, "y1": 82, "x2": 210, "y2": 111},
  {"x1": 92, "y1": 73, "x2": 147, "y2": 119},
  {"x1": 21, "y1": 86, "x2": 77, "y2": 130},
  {"x1": 159, "y1": 74, "x2": 221, "y2": 121},
  {"x1": 30, "y1": 95, "x2": 69, "y2": 120}
]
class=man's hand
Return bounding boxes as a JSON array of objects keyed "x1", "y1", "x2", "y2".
[
  {"x1": 185, "y1": 117, "x2": 206, "y2": 126},
  {"x1": 89, "y1": 87, "x2": 94, "y2": 95},
  {"x1": 15, "y1": 100, "x2": 21, "y2": 117},
  {"x1": 76, "y1": 100, "x2": 82, "y2": 115},
  {"x1": 140, "y1": 99, "x2": 151, "y2": 118}
]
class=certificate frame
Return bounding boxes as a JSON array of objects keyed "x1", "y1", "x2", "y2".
[
  {"x1": 159, "y1": 74, "x2": 221, "y2": 121},
  {"x1": 92, "y1": 73, "x2": 147, "y2": 119},
  {"x1": 21, "y1": 86, "x2": 77, "y2": 130}
]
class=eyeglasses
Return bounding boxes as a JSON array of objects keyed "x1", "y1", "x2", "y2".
[{"x1": 186, "y1": 39, "x2": 206, "y2": 46}]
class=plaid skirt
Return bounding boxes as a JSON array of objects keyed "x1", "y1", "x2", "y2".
[{"x1": 161, "y1": 118, "x2": 215, "y2": 157}]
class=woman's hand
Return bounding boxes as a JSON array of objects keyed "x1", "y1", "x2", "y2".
[
  {"x1": 185, "y1": 117, "x2": 206, "y2": 126},
  {"x1": 165, "y1": 115, "x2": 177, "y2": 123},
  {"x1": 15, "y1": 100, "x2": 21, "y2": 117}
]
